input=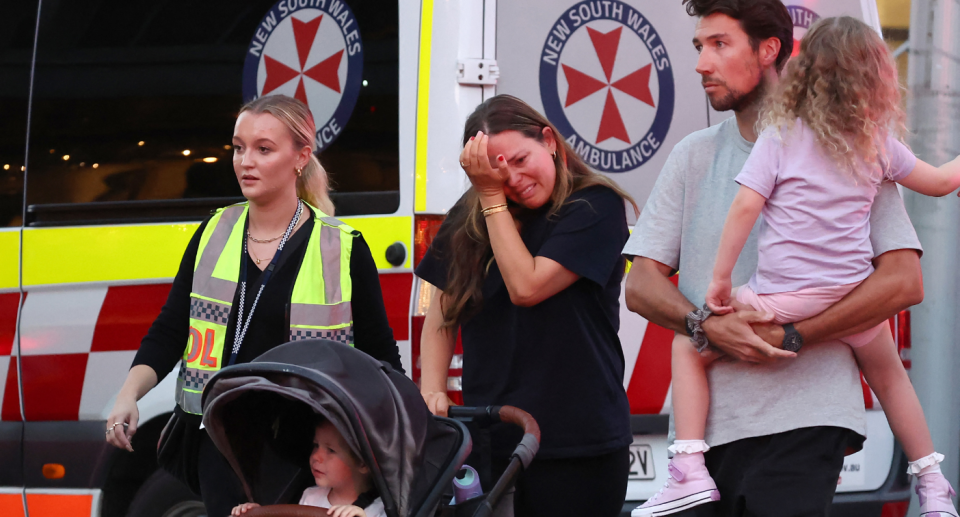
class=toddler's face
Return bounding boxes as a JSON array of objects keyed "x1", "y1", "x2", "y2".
[{"x1": 310, "y1": 422, "x2": 361, "y2": 491}]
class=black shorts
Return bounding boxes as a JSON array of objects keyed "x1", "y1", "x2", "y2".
[{"x1": 676, "y1": 426, "x2": 863, "y2": 517}]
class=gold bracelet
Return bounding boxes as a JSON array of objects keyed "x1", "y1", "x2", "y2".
[
  {"x1": 480, "y1": 203, "x2": 508, "y2": 215},
  {"x1": 482, "y1": 205, "x2": 509, "y2": 217}
]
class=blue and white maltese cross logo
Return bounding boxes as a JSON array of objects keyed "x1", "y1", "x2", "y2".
[
  {"x1": 539, "y1": 0, "x2": 674, "y2": 173},
  {"x1": 242, "y1": 0, "x2": 364, "y2": 152}
]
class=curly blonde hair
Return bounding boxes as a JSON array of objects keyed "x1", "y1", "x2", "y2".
[{"x1": 760, "y1": 16, "x2": 907, "y2": 183}]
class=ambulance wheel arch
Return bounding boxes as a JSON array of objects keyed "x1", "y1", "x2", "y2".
[{"x1": 100, "y1": 414, "x2": 204, "y2": 517}]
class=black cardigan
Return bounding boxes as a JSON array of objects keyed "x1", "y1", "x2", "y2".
[{"x1": 133, "y1": 211, "x2": 403, "y2": 381}]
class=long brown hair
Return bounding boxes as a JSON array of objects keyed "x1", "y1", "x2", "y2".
[
  {"x1": 438, "y1": 95, "x2": 637, "y2": 329},
  {"x1": 759, "y1": 17, "x2": 906, "y2": 183},
  {"x1": 239, "y1": 95, "x2": 336, "y2": 215}
]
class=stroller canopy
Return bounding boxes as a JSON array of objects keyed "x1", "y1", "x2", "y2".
[{"x1": 201, "y1": 340, "x2": 466, "y2": 517}]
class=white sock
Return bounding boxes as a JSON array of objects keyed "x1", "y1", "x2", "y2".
[
  {"x1": 908, "y1": 452, "x2": 945, "y2": 476},
  {"x1": 669, "y1": 439, "x2": 710, "y2": 455}
]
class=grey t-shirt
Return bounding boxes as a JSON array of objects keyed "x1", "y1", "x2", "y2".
[{"x1": 622, "y1": 117, "x2": 922, "y2": 446}]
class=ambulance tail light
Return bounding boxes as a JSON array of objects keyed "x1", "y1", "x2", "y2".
[
  {"x1": 880, "y1": 501, "x2": 908, "y2": 517},
  {"x1": 864, "y1": 310, "x2": 912, "y2": 409},
  {"x1": 891, "y1": 310, "x2": 911, "y2": 371},
  {"x1": 413, "y1": 214, "x2": 445, "y2": 268},
  {"x1": 411, "y1": 213, "x2": 463, "y2": 405},
  {"x1": 410, "y1": 301, "x2": 464, "y2": 406}
]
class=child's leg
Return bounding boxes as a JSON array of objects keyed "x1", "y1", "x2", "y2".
[
  {"x1": 852, "y1": 327, "x2": 935, "y2": 463},
  {"x1": 635, "y1": 334, "x2": 720, "y2": 515},
  {"x1": 670, "y1": 286, "x2": 757, "y2": 440},
  {"x1": 856, "y1": 327, "x2": 960, "y2": 514},
  {"x1": 671, "y1": 333, "x2": 712, "y2": 443}
]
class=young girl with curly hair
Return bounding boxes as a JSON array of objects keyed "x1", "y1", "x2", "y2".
[{"x1": 639, "y1": 16, "x2": 960, "y2": 517}]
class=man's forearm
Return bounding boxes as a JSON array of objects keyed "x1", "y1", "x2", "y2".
[
  {"x1": 625, "y1": 257, "x2": 695, "y2": 335},
  {"x1": 794, "y1": 249, "x2": 923, "y2": 344}
]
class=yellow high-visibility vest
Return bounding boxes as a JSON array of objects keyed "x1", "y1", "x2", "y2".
[{"x1": 175, "y1": 202, "x2": 355, "y2": 415}]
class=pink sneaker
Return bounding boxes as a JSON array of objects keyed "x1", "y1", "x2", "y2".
[
  {"x1": 632, "y1": 457, "x2": 720, "y2": 516},
  {"x1": 917, "y1": 473, "x2": 959, "y2": 517}
]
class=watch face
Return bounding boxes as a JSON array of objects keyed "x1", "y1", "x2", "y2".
[{"x1": 784, "y1": 336, "x2": 802, "y2": 353}]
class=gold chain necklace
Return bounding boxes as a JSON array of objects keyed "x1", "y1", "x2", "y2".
[
  {"x1": 247, "y1": 244, "x2": 274, "y2": 265},
  {"x1": 247, "y1": 230, "x2": 282, "y2": 243}
]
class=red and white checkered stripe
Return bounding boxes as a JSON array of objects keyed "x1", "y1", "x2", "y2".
[
  {"x1": 3, "y1": 272, "x2": 874, "y2": 423},
  {"x1": 3, "y1": 273, "x2": 414, "y2": 423},
  {"x1": 1, "y1": 292, "x2": 23, "y2": 421},
  {"x1": 9, "y1": 284, "x2": 170, "y2": 422}
]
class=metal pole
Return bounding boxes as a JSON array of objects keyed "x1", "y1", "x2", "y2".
[{"x1": 904, "y1": 0, "x2": 960, "y2": 513}]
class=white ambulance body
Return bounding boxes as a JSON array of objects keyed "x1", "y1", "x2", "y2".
[{"x1": 0, "y1": 0, "x2": 911, "y2": 515}]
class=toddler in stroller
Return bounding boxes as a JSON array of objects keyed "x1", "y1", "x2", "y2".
[
  {"x1": 201, "y1": 339, "x2": 539, "y2": 517},
  {"x1": 231, "y1": 413, "x2": 386, "y2": 517}
]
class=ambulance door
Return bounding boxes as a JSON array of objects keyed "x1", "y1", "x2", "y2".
[
  {"x1": 406, "y1": 0, "x2": 496, "y2": 394},
  {"x1": 0, "y1": 1, "x2": 37, "y2": 514}
]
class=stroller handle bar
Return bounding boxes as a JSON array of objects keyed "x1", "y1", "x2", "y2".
[
  {"x1": 448, "y1": 405, "x2": 541, "y2": 443},
  {"x1": 243, "y1": 504, "x2": 330, "y2": 516},
  {"x1": 448, "y1": 406, "x2": 541, "y2": 517},
  {"x1": 496, "y1": 406, "x2": 541, "y2": 444}
]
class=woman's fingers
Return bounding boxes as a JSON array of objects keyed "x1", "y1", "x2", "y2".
[
  {"x1": 475, "y1": 133, "x2": 488, "y2": 172},
  {"x1": 460, "y1": 135, "x2": 476, "y2": 170},
  {"x1": 112, "y1": 421, "x2": 134, "y2": 452},
  {"x1": 105, "y1": 405, "x2": 136, "y2": 452},
  {"x1": 422, "y1": 392, "x2": 449, "y2": 417}
]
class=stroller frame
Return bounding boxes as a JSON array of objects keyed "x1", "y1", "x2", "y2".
[{"x1": 200, "y1": 340, "x2": 538, "y2": 517}]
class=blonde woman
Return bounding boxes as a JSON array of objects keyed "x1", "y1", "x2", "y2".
[
  {"x1": 105, "y1": 95, "x2": 401, "y2": 516},
  {"x1": 638, "y1": 17, "x2": 960, "y2": 516}
]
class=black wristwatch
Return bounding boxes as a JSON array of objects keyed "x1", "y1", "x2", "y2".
[
  {"x1": 685, "y1": 305, "x2": 713, "y2": 353},
  {"x1": 782, "y1": 323, "x2": 804, "y2": 353}
]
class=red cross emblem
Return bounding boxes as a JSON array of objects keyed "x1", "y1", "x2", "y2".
[
  {"x1": 261, "y1": 14, "x2": 343, "y2": 109},
  {"x1": 561, "y1": 27, "x2": 655, "y2": 145}
]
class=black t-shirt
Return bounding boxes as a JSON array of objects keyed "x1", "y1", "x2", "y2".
[
  {"x1": 134, "y1": 208, "x2": 403, "y2": 389},
  {"x1": 415, "y1": 185, "x2": 632, "y2": 459}
]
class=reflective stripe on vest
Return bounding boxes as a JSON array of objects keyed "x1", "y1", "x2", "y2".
[{"x1": 175, "y1": 202, "x2": 355, "y2": 415}]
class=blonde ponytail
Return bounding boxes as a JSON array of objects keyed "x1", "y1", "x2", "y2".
[
  {"x1": 240, "y1": 95, "x2": 335, "y2": 215},
  {"x1": 298, "y1": 153, "x2": 335, "y2": 216}
]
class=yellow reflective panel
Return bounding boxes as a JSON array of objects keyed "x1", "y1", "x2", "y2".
[
  {"x1": 0, "y1": 230, "x2": 20, "y2": 290},
  {"x1": 22, "y1": 224, "x2": 199, "y2": 286},
  {"x1": 414, "y1": 0, "x2": 434, "y2": 213},
  {"x1": 341, "y1": 216, "x2": 412, "y2": 270}
]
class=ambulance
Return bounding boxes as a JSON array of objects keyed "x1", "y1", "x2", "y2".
[{"x1": 0, "y1": 0, "x2": 913, "y2": 515}]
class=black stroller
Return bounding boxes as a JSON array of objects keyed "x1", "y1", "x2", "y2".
[{"x1": 200, "y1": 339, "x2": 540, "y2": 517}]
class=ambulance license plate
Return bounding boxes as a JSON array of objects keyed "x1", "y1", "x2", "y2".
[{"x1": 628, "y1": 444, "x2": 655, "y2": 480}]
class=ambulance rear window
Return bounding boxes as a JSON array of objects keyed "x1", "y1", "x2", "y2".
[{"x1": 22, "y1": 0, "x2": 398, "y2": 227}]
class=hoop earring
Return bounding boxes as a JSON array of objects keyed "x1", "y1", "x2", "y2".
[
  {"x1": 552, "y1": 150, "x2": 557, "y2": 159},
  {"x1": 296, "y1": 167, "x2": 303, "y2": 177}
]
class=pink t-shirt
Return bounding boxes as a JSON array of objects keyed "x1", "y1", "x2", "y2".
[{"x1": 735, "y1": 120, "x2": 917, "y2": 294}]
